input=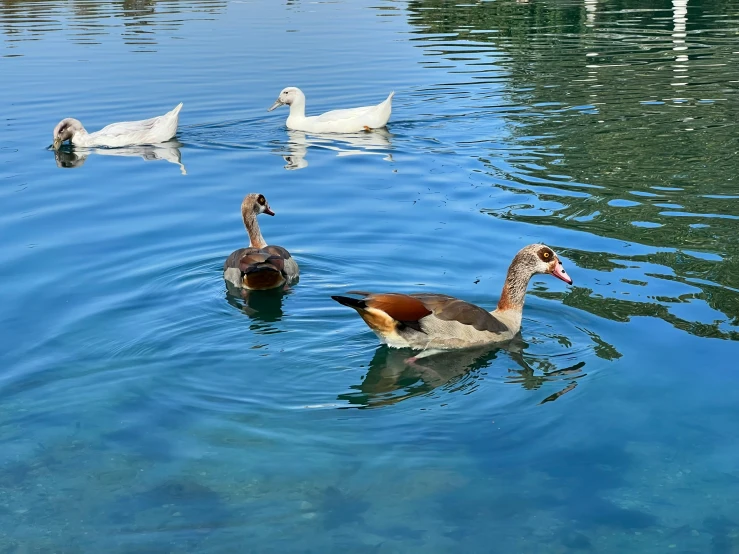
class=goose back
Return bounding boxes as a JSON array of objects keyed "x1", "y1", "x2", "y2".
[{"x1": 224, "y1": 245, "x2": 299, "y2": 291}]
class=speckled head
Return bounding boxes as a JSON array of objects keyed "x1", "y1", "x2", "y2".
[
  {"x1": 241, "y1": 193, "x2": 274, "y2": 218},
  {"x1": 497, "y1": 243, "x2": 573, "y2": 312},
  {"x1": 523, "y1": 243, "x2": 573, "y2": 285},
  {"x1": 52, "y1": 118, "x2": 85, "y2": 150}
]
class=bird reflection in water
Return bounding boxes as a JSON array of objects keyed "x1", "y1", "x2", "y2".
[
  {"x1": 279, "y1": 129, "x2": 393, "y2": 170},
  {"x1": 338, "y1": 339, "x2": 587, "y2": 408},
  {"x1": 224, "y1": 286, "x2": 287, "y2": 335},
  {"x1": 53, "y1": 141, "x2": 186, "y2": 174}
]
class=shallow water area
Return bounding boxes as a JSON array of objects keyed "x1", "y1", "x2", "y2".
[{"x1": 1, "y1": 0, "x2": 738, "y2": 551}]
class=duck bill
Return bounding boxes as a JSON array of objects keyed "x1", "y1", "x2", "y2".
[
  {"x1": 264, "y1": 207, "x2": 275, "y2": 216},
  {"x1": 267, "y1": 99, "x2": 284, "y2": 112},
  {"x1": 52, "y1": 138, "x2": 62, "y2": 150},
  {"x1": 552, "y1": 262, "x2": 573, "y2": 285}
]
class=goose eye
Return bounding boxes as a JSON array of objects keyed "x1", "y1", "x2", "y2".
[
  {"x1": 543, "y1": 251, "x2": 550, "y2": 259},
  {"x1": 258, "y1": 195, "x2": 265, "y2": 205}
]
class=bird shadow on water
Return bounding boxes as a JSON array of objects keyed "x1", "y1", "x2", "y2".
[
  {"x1": 337, "y1": 337, "x2": 587, "y2": 409},
  {"x1": 51, "y1": 140, "x2": 187, "y2": 174}
]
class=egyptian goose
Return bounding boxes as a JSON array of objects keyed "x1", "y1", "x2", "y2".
[
  {"x1": 332, "y1": 244, "x2": 572, "y2": 350},
  {"x1": 267, "y1": 87, "x2": 393, "y2": 133},
  {"x1": 52, "y1": 103, "x2": 183, "y2": 150},
  {"x1": 223, "y1": 193, "x2": 299, "y2": 291}
]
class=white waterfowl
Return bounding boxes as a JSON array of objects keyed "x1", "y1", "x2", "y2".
[
  {"x1": 52, "y1": 103, "x2": 183, "y2": 150},
  {"x1": 267, "y1": 87, "x2": 393, "y2": 133}
]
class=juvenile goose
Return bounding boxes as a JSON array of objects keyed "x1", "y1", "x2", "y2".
[
  {"x1": 52, "y1": 103, "x2": 183, "y2": 150},
  {"x1": 267, "y1": 87, "x2": 393, "y2": 133},
  {"x1": 332, "y1": 244, "x2": 573, "y2": 350},
  {"x1": 223, "y1": 193, "x2": 299, "y2": 291}
]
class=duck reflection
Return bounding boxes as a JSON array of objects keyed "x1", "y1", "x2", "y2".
[
  {"x1": 224, "y1": 287, "x2": 286, "y2": 335},
  {"x1": 279, "y1": 129, "x2": 393, "y2": 170},
  {"x1": 338, "y1": 342, "x2": 585, "y2": 408},
  {"x1": 53, "y1": 141, "x2": 186, "y2": 174}
]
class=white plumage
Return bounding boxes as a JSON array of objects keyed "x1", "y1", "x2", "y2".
[
  {"x1": 52, "y1": 103, "x2": 183, "y2": 149},
  {"x1": 268, "y1": 87, "x2": 393, "y2": 133}
]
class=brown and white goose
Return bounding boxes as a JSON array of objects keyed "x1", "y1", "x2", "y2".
[
  {"x1": 223, "y1": 193, "x2": 299, "y2": 291},
  {"x1": 332, "y1": 244, "x2": 572, "y2": 350}
]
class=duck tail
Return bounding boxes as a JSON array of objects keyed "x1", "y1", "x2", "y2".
[
  {"x1": 331, "y1": 295, "x2": 367, "y2": 312},
  {"x1": 243, "y1": 264, "x2": 284, "y2": 290}
]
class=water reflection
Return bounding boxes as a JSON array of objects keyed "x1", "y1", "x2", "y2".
[
  {"x1": 224, "y1": 288, "x2": 287, "y2": 335},
  {"x1": 277, "y1": 129, "x2": 393, "y2": 170},
  {"x1": 53, "y1": 141, "x2": 186, "y2": 174},
  {"x1": 672, "y1": 0, "x2": 689, "y2": 90},
  {"x1": 1, "y1": 0, "x2": 226, "y2": 50},
  {"x1": 406, "y1": 0, "x2": 738, "y2": 341},
  {"x1": 338, "y1": 342, "x2": 585, "y2": 408}
]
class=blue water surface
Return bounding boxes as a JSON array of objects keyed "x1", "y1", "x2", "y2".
[{"x1": 1, "y1": 0, "x2": 738, "y2": 551}]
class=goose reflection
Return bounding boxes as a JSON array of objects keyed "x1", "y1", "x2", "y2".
[
  {"x1": 53, "y1": 141, "x2": 186, "y2": 174},
  {"x1": 338, "y1": 342, "x2": 585, "y2": 408},
  {"x1": 279, "y1": 129, "x2": 393, "y2": 170},
  {"x1": 224, "y1": 287, "x2": 287, "y2": 335}
]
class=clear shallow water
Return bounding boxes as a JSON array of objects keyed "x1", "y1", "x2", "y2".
[{"x1": 1, "y1": 0, "x2": 738, "y2": 551}]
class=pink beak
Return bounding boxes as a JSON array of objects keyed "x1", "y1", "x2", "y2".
[
  {"x1": 264, "y1": 207, "x2": 275, "y2": 216},
  {"x1": 552, "y1": 261, "x2": 573, "y2": 285}
]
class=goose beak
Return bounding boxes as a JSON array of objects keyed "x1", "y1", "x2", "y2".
[
  {"x1": 267, "y1": 99, "x2": 284, "y2": 112},
  {"x1": 552, "y1": 261, "x2": 573, "y2": 285},
  {"x1": 52, "y1": 138, "x2": 62, "y2": 150},
  {"x1": 264, "y1": 206, "x2": 275, "y2": 216}
]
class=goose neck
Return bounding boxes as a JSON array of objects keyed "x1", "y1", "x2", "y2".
[
  {"x1": 242, "y1": 211, "x2": 267, "y2": 249},
  {"x1": 496, "y1": 260, "x2": 534, "y2": 313}
]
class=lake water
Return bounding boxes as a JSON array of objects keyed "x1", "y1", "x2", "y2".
[{"x1": 2, "y1": 0, "x2": 738, "y2": 551}]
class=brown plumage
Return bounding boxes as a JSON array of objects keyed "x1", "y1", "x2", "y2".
[
  {"x1": 332, "y1": 244, "x2": 573, "y2": 350},
  {"x1": 223, "y1": 194, "x2": 299, "y2": 292}
]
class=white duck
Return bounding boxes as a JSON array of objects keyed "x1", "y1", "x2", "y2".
[
  {"x1": 52, "y1": 103, "x2": 183, "y2": 150},
  {"x1": 267, "y1": 87, "x2": 393, "y2": 133}
]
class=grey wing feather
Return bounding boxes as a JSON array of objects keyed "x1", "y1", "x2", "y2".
[{"x1": 411, "y1": 293, "x2": 508, "y2": 333}]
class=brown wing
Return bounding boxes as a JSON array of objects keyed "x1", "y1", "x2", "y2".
[
  {"x1": 224, "y1": 247, "x2": 289, "y2": 291},
  {"x1": 411, "y1": 293, "x2": 509, "y2": 333},
  {"x1": 363, "y1": 293, "x2": 433, "y2": 323},
  {"x1": 224, "y1": 247, "x2": 261, "y2": 271},
  {"x1": 238, "y1": 251, "x2": 272, "y2": 272},
  {"x1": 263, "y1": 245, "x2": 292, "y2": 260}
]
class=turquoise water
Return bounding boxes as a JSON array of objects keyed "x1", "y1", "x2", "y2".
[{"x1": 2, "y1": 0, "x2": 739, "y2": 551}]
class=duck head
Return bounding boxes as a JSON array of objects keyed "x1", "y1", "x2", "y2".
[
  {"x1": 268, "y1": 87, "x2": 304, "y2": 112},
  {"x1": 52, "y1": 118, "x2": 85, "y2": 150},
  {"x1": 242, "y1": 193, "x2": 275, "y2": 218},
  {"x1": 517, "y1": 244, "x2": 573, "y2": 285}
]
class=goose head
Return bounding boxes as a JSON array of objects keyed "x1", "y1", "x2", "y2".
[
  {"x1": 241, "y1": 193, "x2": 275, "y2": 219},
  {"x1": 514, "y1": 244, "x2": 573, "y2": 285},
  {"x1": 52, "y1": 118, "x2": 85, "y2": 150},
  {"x1": 268, "y1": 87, "x2": 304, "y2": 112}
]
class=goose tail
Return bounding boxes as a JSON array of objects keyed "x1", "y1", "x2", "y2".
[
  {"x1": 170, "y1": 102, "x2": 184, "y2": 117},
  {"x1": 332, "y1": 295, "x2": 368, "y2": 311},
  {"x1": 243, "y1": 264, "x2": 285, "y2": 291}
]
